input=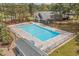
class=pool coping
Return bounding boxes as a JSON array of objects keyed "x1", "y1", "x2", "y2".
[
  {"x1": 48, "y1": 34, "x2": 77, "y2": 55},
  {"x1": 8, "y1": 22, "x2": 75, "y2": 55}
]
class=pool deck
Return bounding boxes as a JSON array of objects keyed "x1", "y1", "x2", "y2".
[{"x1": 8, "y1": 22, "x2": 75, "y2": 54}]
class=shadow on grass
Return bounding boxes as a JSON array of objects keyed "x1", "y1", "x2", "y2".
[
  {"x1": 76, "y1": 50, "x2": 79, "y2": 55},
  {"x1": 75, "y1": 34, "x2": 79, "y2": 55}
]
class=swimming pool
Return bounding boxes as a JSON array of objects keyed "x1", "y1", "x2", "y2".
[
  {"x1": 8, "y1": 22, "x2": 74, "y2": 55},
  {"x1": 16, "y1": 24, "x2": 60, "y2": 41}
]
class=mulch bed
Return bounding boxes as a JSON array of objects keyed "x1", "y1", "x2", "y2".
[{"x1": 0, "y1": 41, "x2": 11, "y2": 48}]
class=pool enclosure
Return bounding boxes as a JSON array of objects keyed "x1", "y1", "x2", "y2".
[{"x1": 15, "y1": 38, "x2": 47, "y2": 56}]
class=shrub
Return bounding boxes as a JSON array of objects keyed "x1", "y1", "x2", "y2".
[
  {"x1": 2, "y1": 31, "x2": 10, "y2": 45},
  {"x1": 27, "y1": 16, "x2": 34, "y2": 21},
  {"x1": 76, "y1": 50, "x2": 79, "y2": 55},
  {"x1": 2, "y1": 36, "x2": 9, "y2": 45},
  {"x1": 0, "y1": 49, "x2": 3, "y2": 56},
  {"x1": 0, "y1": 23, "x2": 3, "y2": 41},
  {"x1": 1, "y1": 27, "x2": 10, "y2": 45}
]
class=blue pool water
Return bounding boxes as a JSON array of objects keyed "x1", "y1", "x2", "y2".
[{"x1": 17, "y1": 24, "x2": 60, "y2": 41}]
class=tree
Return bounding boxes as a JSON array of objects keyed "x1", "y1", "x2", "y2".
[
  {"x1": 0, "y1": 22, "x2": 10, "y2": 45},
  {"x1": 40, "y1": 4, "x2": 49, "y2": 11},
  {"x1": 28, "y1": 3, "x2": 35, "y2": 16},
  {"x1": 73, "y1": 4, "x2": 79, "y2": 20}
]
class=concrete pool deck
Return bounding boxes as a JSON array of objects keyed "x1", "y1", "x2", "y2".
[{"x1": 8, "y1": 22, "x2": 75, "y2": 55}]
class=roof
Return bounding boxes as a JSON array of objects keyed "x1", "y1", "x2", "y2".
[
  {"x1": 15, "y1": 38, "x2": 47, "y2": 56},
  {"x1": 34, "y1": 11, "x2": 54, "y2": 20}
]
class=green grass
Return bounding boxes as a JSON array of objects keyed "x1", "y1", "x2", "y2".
[
  {"x1": 49, "y1": 22, "x2": 79, "y2": 56},
  {"x1": 49, "y1": 37, "x2": 79, "y2": 56}
]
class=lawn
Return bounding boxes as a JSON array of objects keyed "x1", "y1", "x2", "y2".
[
  {"x1": 49, "y1": 36, "x2": 79, "y2": 56},
  {"x1": 49, "y1": 22, "x2": 79, "y2": 56}
]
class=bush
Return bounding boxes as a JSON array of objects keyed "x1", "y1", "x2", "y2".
[
  {"x1": 2, "y1": 31, "x2": 10, "y2": 45},
  {"x1": 0, "y1": 24, "x2": 3, "y2": 41},
  {"x1": 27, "y1": 16, "x2": 34, "y2": 21},
  {"x1": 0, "y1": 49, "x2": 3, "y2": 56},
  {"x1": 1, "y1": 27, "x2": 10, "y2": 45},
  {"x1": 76, "y1": 50, "x2": 79, "y2": 55},
  {"x1": 2, "y1": 36, "x2": 9, "y2": 45}
]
